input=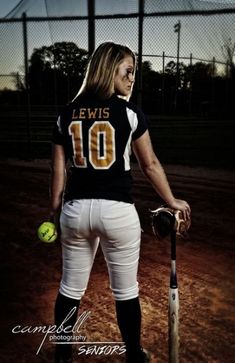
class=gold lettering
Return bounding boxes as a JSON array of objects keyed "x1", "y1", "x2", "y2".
[
  {"x1": 89, "y1": 122, "x2": 115, "y2": 169},
  {"x1": 69, "y1": 122, "x2": 87, "y2": 167},
  {"x1": 88, "y1": 108, "x2": 98, "y2": 119},
  {"x1": 72, "y1": 109, "x2": 78, "y2": 120},
  {"x1": 103, "y1": 108, "x2": 110, "y2": 119},
  {"x1": 76, "y1": 107, "x2": 110, "y2": 120},
  {"x1": 98, "y1": 108, "x2": 102, "y2": 119},
  {"x1": 79, "y1": 108, "x2": 86, "y2": 119}
]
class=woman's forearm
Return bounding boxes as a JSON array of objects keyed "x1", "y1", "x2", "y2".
[
  {"x1": 50, "y1": 167, "x2": 66, "y2": 214},
  {"x1": 140, "y1": 156, "x2": 175, "y2": 205},
  {"x1": 50, "y1": 144, "x2": 66, "y2": 218}
]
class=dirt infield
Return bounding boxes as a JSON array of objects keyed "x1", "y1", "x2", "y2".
[{"x1": 0, "y1": 159, "x2": 235, "y2": 363}]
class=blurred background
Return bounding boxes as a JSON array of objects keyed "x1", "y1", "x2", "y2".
[
  {"x1": 1, "y1": 3, "x2": 235, "y2": 362},
  {"x1": 0, "y1": 0, "x2": 234, "y2": 166}
]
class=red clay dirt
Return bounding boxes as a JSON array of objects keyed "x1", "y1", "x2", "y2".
[{"x1": 0, "y1": 159, "x2": 235, "y2": 363}]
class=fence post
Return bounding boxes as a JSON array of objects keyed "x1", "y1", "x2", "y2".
[
  {"x1": 212, "y1": 56, "x2": 216, "y2": 76},
  {"x1": 161, "y1": 51, "x2": 165, "y2": 113},
  {"x1": 226, "y1": 60, "x2": 229, "y2": 78},
  {"x1": 22, "y1": 12, "x2": 31, "y2": 158},
  {"x1": 211, "y1": 57, "x2": 216, "y2": 115},
  {"x1": 88, "y1": 0, "x2": 95, "y2": 57},
  {"x1": 137, "y1": 0, "x2": 144, "y2": 108},
  {"x1": 174, "y1": 20, "x2": 181, "y2": 112},
  {"x1": 189, "y1": 52, "x2": 193, "y2": 115}
]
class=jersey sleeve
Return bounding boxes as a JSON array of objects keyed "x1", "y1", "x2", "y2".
[{"x1": 131, "y1": 107, "x2": 148, "y2": 141}]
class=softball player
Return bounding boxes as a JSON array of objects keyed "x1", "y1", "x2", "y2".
[{"x1": 50, "y1": 42, "x2": 191, "y2": 363}]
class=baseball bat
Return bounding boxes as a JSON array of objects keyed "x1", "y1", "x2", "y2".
[{"x1": 168, "y1": 230, "x2": 179, "y2": 363}]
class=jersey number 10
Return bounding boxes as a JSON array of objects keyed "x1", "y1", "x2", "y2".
[{"x1": 69, "y1": 121, "x2": 116, "y2": 170}]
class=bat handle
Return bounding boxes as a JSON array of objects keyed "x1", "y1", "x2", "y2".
[
  {"x1": 170, "y1": 260, "x2": 178, "y2": 288},
  {"x1": 171, "y1": 230, "x2": 176, "y2": 260}
]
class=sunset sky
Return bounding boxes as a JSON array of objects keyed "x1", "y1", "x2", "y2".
[{"x1": 0, "y1": 0, "x2": 234, "y2": 89}]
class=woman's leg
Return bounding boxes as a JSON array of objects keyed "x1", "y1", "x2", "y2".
[
  {"x1": 99, "y1": 201, "x2": 146, "y2": 362},
  {"x1": 115, "y1": 297, "x2": 143, "y2": 361},
  {"x1": 54, "y1": 293, "x2": 80, "y2": 362},
  {"x1": 54, "y1": 200, "x2": 99, "y2": 362}
]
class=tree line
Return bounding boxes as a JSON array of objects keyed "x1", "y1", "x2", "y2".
[{"x1": 2, "y1": 41, "x2": 235, "y2": 118}]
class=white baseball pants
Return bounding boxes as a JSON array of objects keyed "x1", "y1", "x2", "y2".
[{"x1": 59, "y1": 199, "x2": 141, "y2": 301}]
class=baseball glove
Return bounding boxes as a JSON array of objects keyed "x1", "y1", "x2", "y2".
[{"x1": 150, "y1": 206, "x2": 191, "y2": 239}]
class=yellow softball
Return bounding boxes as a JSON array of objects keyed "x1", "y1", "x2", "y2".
[{"x1": 37, "y1": 221, "x2": 57, "y2": 243}]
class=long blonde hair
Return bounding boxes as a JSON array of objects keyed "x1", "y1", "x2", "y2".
[{"x1": 74, "y1": 42, "x2": 136, "y2": 100}]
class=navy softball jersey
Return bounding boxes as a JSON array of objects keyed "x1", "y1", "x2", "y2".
[{"x1": 52, "y1": 93, "x2": 148, "y2": 204}]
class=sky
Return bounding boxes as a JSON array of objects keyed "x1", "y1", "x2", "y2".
[
  {"x1": 0, "y1": 0, "x2": 234, "y2": 89},
  {"x1": 0, "y1": 0, "x2": 19, "y2": 17},
  {"x1": 0, "y1": 0, "x2": 235, "y2": 18}
]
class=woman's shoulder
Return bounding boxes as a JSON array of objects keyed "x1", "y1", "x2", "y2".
[
  {"x1": 112, "y1": 95, "x2": 143, "y2": 113},
  {"x1": 122, "y1": 98, "x2": 146, "y2": 119}
]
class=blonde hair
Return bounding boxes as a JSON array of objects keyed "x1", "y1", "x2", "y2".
[{"x1": 74, "y1": 42, "x2": 136, "y2": 100}]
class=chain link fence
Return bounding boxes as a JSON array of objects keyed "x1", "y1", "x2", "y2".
[{"x1": 0, "y1": 0, "x2": 234, "y2": 164}]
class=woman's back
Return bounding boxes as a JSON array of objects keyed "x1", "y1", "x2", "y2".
[{"x1": 53, "y1": 93, "x2": 147, "y2": 203}]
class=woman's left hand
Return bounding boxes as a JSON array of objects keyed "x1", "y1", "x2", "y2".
[{"x1": 168, "y1": 198, "x2": 191, "y2": 221}]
